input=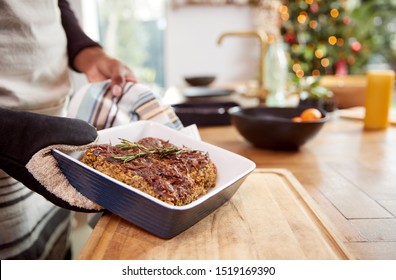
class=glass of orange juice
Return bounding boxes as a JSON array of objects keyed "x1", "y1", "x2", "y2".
[{"x1": 363, "y1": 70, "x2": 395, "y2": 130}]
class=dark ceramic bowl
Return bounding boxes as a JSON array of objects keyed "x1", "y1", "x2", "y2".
[
  {"x1": 184, "y1": 76, "x2": 216, "y2": 87},
  {"x1": 228, "y1": 106, "x2": 329, "y2": 150},
  {"x1": 173, "y1": 102, "x2": 239, "y2": 127},
  {"x1": 183, "y1": 87, "x2": 233, "y2": 98}
]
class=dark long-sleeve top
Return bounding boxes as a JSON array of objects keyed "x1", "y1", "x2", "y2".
[{"x1": 58, "y1": 0, "x2": 101, "y2": 71}]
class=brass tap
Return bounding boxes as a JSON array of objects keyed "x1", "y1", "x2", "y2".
[{"x1": 217, "y1": 30, "x2": 268, "y2": 101}]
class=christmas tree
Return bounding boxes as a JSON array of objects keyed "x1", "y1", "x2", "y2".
[
  {"x1": 250, "y1": 0, "x2": 396, "y2": 78},
  {"x1": 278, "y1": 0, "x2": 396, "y2": 78},
  {"x1": 280, "y1": 0, "x2": 363, "y2": 78},
  {"x1": 349, "y1": 0, "x2": 396, "y2": 72}
]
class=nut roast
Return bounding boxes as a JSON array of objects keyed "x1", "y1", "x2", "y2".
[{"x1": 80, "y1": 137, "x2": 217, "y2": 206}]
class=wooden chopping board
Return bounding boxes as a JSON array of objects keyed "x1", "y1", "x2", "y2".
[{"x1": 78, "y1": 169, "x2": 352, "y2": 260}]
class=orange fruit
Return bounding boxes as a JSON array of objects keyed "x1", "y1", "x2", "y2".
[
  {"x1": 300, "y1": 108, "x2": 322, "y2": 121},
  {"x1": 292, "y1": 116, "x2": 303, "y2": 122}
]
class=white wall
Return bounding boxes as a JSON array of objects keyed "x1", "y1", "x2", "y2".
[{"x1": 165, "y1": 4, "x2": 259, "y2": 87}]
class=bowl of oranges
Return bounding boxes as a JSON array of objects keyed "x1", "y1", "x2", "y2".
[{"x1": 228, "y1": 106, "x2": 329, "y2": 150}]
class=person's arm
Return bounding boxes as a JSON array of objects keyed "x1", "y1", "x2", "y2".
[
  {"x1": 58, "y1": 0, "x2": 138, "y2": 96},
  {"x1": 58, "y1": 0, "x2": 100, "y2": 71}
]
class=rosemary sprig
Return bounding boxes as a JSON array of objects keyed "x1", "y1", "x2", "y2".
[
  {"x1": 112, "y1": 138, "x2": 182, "y2": 163},
  {"x1": 115, "y1": 138, "x2": 147, "y2": 150}
]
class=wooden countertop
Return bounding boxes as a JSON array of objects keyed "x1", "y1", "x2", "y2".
[
  {"x1": 78, "y1": 113, "x2": 396, "y2": 260},
  {"x1": 198, "y1": 113, "x2": 396, "y2": 260}
]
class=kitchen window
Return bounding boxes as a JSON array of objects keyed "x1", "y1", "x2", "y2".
[{"x1": 81, "y1": 0, "x2": 167, "y2": 90}]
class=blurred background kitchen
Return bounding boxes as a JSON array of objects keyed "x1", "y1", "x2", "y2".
[
  {"x1": 69, "y1": 0, "x2": 395, "y2": 105},
  {"x1": 67, "y1": 0, "x2": 396, "y2": 258}
]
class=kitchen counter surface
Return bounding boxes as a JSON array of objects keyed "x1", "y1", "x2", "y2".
[
  {"x1": 78, "y1": 112, "x2": 396, "y2": 260},
  {"x1": 199, "y1": 112, "x2": 396, "y2": 260}
]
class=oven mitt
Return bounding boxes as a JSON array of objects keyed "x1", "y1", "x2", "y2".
[{"x1": 0, "y1": 107, "x2": 103, "y2": 212}]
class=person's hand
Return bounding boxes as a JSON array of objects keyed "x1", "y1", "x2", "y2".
[
  {"x1": 73, "y1": 46, "x2": 138, "y2": 96},
  {"x1": 0, "y1": 108, "x2": 98, "y2": 211}
]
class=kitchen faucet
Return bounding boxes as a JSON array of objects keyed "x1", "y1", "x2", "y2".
[{"x1": 217, "y1": 30, "x2": 269, "y2": 101}]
